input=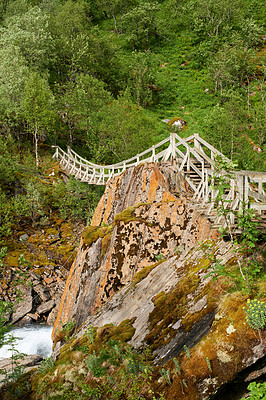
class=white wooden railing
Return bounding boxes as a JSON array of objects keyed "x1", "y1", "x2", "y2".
[{"x1": 52, "y1": 133, "x2": 266, "y2": 223}]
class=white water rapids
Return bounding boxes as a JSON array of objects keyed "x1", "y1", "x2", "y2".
[{"x1": 0, "y1": 324, "x2": 53, "y2": 359}]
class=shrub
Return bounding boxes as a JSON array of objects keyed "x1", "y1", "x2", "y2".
[
  {"x1": 243, "y1": 299, "x2": 266, "y2": 331},
  {"x1": 241, "y1": 382, "x2": 266, "y2": 400}
]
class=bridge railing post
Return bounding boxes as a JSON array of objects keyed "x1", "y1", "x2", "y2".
[
  {"x1": 238, "y1": 173, "x2": 244, "y2": 210},
  {"x1": 152, "y1": 146, "x2": 155, "y2": 162},
  {"x1": 53, "y1": 146, "x2": 58, "y2": 159},
  {"x1": 244, "y1": 175, "x2": 249, "y2": 206},
  {"x1": 194, "y1": 133, "x2": 200, "y2": 150},
  {"x1": 170, "y1": 133, "x2": 176, "y2": 165}
]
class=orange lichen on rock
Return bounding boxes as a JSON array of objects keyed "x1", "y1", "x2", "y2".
[
  {"x1": 53, "y1": 163, "x2": 220, "y2": 339},
  {"x1": 52, "y1": 241, "x2": 85, "y2": 340},
  {"x1": 144, "y1": 165, "x2": 168, "y2": 203},
  {"x1": 162, "y1": 191, "x2": 177, "y2": 202},
  {"x1": 91, "y1": 175, "x2": 120, "y2": 226}
]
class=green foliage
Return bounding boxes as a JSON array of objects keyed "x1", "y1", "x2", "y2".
[
  {"x1": 38, "y1": 356, "x2": 55, "y2": 375},
  {"x1": 0, "y1": 246, "x2": 29, "y2": 386},
  {"x1": 173, "y1": 357, "x2": 181, "y2": 375},
  {"x1": 243, "y1": 299, "x2": 266, "y2": 331},
  {"x1": 182, "y1": 379, "x2": 188, "y2": 388},
  {"x1": 21, "y1": 71, "x2": 55, "y2": 166},
  {"x1": 183, "y1": 345, "x2": 191, "y2": 358},
  {"x1": 86, "y1": 350, "x2": 107, "y2": 377},
  {"x1": 0, "y1": 44, "x2": 29, "y2": 121},
  {"x1": 62, "y1": 320, "x2": 76, "y2": 339},
  {"x1": 159, "y1": 368, "x2": 171, "y2": 385},
  {"x1": 53, "y1": 177, "x2": 103, "y2": 224},
  {"x1": 208, "y1": 43, "x2": 256, "y2": 93},
  {"x1": 0, "y1": 299, "x2": 12, "y2": 347},
  {"x1": 91, "y1": 93, "x2": 159, "y2": 164},
  {"x1": 206, "y1": 357, "x2": 212, "y2": 373},
  {"x1": 127, "y1": 51, "x2": 158, "y2": 107},
  {"x1": 123, "y1": 2, "x2": 160, "y2": 50},
  {"x1": 241, "y1": 382, "x2": 266, "y2": 400},
  {"x1": 95, "y1": 0, "x2": 137, "y2": 33},
  {"x1": 0, "y1": 342, "x2": 25, "y2": 385},
  {"x1": 205, "y1": 155, "x2": 263, "y2": 293},
  {"x1": 0, "y1": 6, "x2": 54, "y2": 71},
  {"x1": 85, "y1": 325, "x2": 95, "y2": 344}
]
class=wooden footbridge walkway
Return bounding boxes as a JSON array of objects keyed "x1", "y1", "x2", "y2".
[{"x1": 52, "y1": 133, "x2": 266, "y2": 228}]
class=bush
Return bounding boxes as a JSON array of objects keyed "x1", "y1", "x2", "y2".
[{"x1": 241, "y1": 382, "x2": 266, "y2": 400}]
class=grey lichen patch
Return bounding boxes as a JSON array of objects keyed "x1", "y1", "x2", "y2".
[{"x1": 217, "y1": 349, "x2": 232, "y2": 363}]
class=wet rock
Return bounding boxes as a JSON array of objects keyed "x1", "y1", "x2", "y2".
[
  {"x1": 33, "y1": 283, "x2": 51, "y2": 302},
  {"x1": 0, "y1": 354, "x2": 42, "y2": 386},
  {"x1": 17, "y1": 315, "x2": 33, "y2": 325},
  {"x1": 36, "y1": 299, "x2": 55, "y2": 315},
  {"x1": 27, "y1": 313, "x2": 39, "y2": 321},
  {"x1": 44, "y1": 277, "x2": 55, "y2": 285},
  {"x1": 11, "y1": 285, "x2": 32, "y2": 324},
  {"x1": 47, "y1": 307, "x2": 58, "y2": 325}
]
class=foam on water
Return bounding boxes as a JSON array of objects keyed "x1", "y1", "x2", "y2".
[{"x1": 0, "y1": 324, "x2": 53, "y2": 359}]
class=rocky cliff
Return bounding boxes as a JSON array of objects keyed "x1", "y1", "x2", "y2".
[
  {"x1": 53, "y1": 163, "x2": 218, "y2": 337},
  {"x1": 41, "y1": 162, "x2": 265, "y2": 400}
]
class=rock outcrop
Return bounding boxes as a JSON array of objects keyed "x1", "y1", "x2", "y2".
[
  {"x1": 0, "y1": 354, "x2": 42, "y2": 387},
  {"x1": 53, "y1": 163, "x2": 218, "y2": 337},
  {"x1": 0, "y1": 219, "x2": 83, "y2": 326},
  {"x1": 30, "y1": 162, "x2": 264, "y2": 400}
]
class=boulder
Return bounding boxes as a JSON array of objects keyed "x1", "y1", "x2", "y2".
[
  {"x1": 53, "y1": 164, "x2": 218, "y2": 336},
  {"x1": 11, "y1": 285, "x2": 32, "y2": 324},
  {"x1": 36, "y1": 299, "x2": 55, "y2": 315},
  {"x1": 0, "y1": 354, "x2": 42, "y2": 386},
  {"x1": 33, "y1": 283, "x2": 51, "y2": 302}
]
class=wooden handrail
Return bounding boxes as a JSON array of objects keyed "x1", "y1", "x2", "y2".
[{"x1": 52, "y1": 133, "x2": 266, "y2": 222}]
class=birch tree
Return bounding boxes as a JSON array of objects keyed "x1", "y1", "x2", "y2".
[{"x1": 21, "y1": 72, "x2": 55, "y2": 167}]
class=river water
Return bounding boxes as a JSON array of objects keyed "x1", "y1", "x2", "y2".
[{"x1": 0, "y1": 324, "x2": 53, "y2": 359}]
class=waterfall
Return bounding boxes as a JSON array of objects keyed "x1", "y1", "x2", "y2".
[{"x1": 0, "y1": 324, "x2": 53, "y2": 359}]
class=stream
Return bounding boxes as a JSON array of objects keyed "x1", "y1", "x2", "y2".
[{"x1": 0, "y1": 324, "x2": 53, "y2": 359}]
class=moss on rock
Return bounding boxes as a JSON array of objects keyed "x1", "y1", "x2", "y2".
[
  {"x1": 132, "y1": 261, "x2": 164, "y2": 286},
  {"x1": 82, "y1": 225, "x2": 113, "y2": 247}
]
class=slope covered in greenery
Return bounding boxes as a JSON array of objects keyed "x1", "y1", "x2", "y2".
[{"x1": 0, "y1": 0, "x2": 265, "y2": 236}]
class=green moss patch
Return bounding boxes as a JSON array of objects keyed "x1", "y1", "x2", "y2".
[
  {"x1": 145, "y1": 273, "x2": 201, "y2": 350},
  {"x1": 114, "y1": 202, "x2": 152, "y2": 226},
  {"x1": 82, "y1": 225, "x2": 113, "y2": 247},
  {"x1": 94, "y1": 319, "x2": 136, "y2": 347},
  {"x1": 132, "y1": 261, "x2": 164, "y2": 286}
]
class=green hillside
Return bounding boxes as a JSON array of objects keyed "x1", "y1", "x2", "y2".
[{"x1": 0, "y1": 0, "x2": 265, "y2": 238}]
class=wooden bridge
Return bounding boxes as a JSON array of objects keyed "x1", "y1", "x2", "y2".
[{"x1": 52, "y1": 133, "x2": 266, "y2": 228}]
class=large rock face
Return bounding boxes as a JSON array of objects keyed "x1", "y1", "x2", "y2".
[
  {"x1": 53, "y1": 163, "x2": 218, "y2": 337},
  {"x1": 45, "y1": 163, "x2": 265, "y2": 400}
]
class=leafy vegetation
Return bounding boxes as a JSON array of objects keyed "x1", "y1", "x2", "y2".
[
  {"x1": 0, "y1": 0, "x2": 264, "y2": 241},
  {"x1": 204, "y1": 155, "x2": 265, "y2": 294},
  {"x1": 241, "y1": 382, "x2": 266, "y2": 400},
  {"x1": 243, "y1": 299, "x2": 266, "y2": 331},
  {"x1": 31, "y1": 324, "x2": 165, "y2": 400}
]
